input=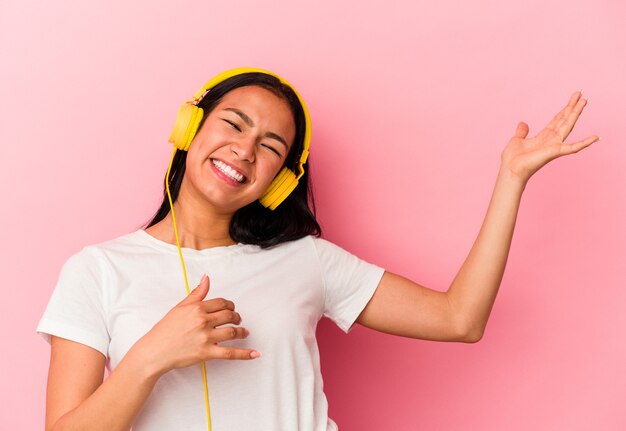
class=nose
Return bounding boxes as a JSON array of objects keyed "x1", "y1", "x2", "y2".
[{"x1": 231, "y1": 136, "x2": 256, "y2": 163}]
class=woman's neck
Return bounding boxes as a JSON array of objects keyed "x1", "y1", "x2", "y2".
[{"x1": 145, "y1": 197, "x2": 236, "y2": 250}]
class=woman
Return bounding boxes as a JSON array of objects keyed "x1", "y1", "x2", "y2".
[{"x1": 37, "y1": 69, "x2": 599, "y2": 430}]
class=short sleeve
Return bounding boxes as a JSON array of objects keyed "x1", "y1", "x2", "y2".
[
  {"x1": 311, "y1": 238, "x2": 385, "y2": 334},
  {"x1": 36, "y1": 248, "x2": 110, "y2": 357}
]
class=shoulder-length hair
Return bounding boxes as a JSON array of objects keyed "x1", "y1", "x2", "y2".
[{"x1": 144, "y1": 72, "x2": 321, "y2": 248}]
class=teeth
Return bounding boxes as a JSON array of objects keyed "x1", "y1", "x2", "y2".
[{"x1": 212, "y1": 159, "x2": 244, "y2": 183}]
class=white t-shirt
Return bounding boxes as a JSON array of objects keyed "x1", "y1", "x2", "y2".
[{"x1": 37, "y1": 230, "x2": 385, "y2": 430}]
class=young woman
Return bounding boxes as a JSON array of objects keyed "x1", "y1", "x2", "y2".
[{"x1": 37, "y1": 69, "x2": 599, "y2": 431}]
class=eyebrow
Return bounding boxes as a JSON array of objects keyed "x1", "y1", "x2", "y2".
[{"x1": 223, "y1": 107, "x2": 288, "y2": 149}]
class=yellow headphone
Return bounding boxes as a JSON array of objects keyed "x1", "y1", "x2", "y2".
[{"x1": 168, "y1": 67, "x2": 312, "y2": 210}]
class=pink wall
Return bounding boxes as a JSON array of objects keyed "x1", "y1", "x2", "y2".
[{"x1": 2, "y1": 0, "x2": 624, "y2": 429}]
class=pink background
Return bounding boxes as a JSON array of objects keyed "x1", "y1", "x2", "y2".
[{"x1": 2, "y1": 0, "x2": 625, "y2": 429}]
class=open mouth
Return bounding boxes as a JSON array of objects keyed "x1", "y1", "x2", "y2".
[{"x1": 211, "y1": 159, "x2": 247, "y2": 184}]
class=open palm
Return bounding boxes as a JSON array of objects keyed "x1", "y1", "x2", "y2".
[{"x1": 501, "y1": 91, "x2": 599, "y2": 184}]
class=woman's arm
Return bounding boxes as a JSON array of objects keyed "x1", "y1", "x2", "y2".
[
  {"x1": 46, "y1": 275, "x2": 259, "y2": 431},
  {"x1": 357, "y1": 168, "x2": 523, "y2": 342},
  {"x1": 46, "y1": 336, "x2": 159, "y2": 431},
  {"x1": 357, "y1": 91, "x2": 599, "y2": 342}
]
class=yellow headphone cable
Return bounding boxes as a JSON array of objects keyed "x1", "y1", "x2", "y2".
[
  {"x1": 165, "y1": 145, "x2": 213, "y2": 430},
  {"x1": 163, "y1": 67, "x2": 312, "y2": 431}
]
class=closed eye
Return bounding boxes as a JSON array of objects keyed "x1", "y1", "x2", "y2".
[
  {"x1": 221, "y1": 118, "x2": 241, "y2": 132},
  {"x1": 261, "y1": 143, "x2": 281, "y2": 157}
]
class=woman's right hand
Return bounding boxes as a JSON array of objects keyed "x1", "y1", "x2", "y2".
[
  {"x1": 45, "y1": 275, "x2": 256, "y2": 431},
  {"x1": 131, "y1": 274, "x2": 260, "y2": 378}
]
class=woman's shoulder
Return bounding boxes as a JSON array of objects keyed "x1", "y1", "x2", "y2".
[
  {"x1": 75, "y1": 230, "x2": 138, "y2": 255},
  {"x1": 62, "y1": 230, "x2": 149, "y2": 268},
  {"x1": 263, "y1": 234, "x2": 330, "y2": 252},
  {"x1": 264, "y1": 235, "x2": 354, "y2": 261},
  {"x1": 241, "y1": 235, "x2": 326, "y2": 261}
]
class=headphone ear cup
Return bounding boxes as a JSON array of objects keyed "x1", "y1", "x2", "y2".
[
  {"x1": 259, "y1": 168, "x2": 298, "y2": 210},
  {"x1": 168, "y1": 104, "x2": 204, "y2": 151}
]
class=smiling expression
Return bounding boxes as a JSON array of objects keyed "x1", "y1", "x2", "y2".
[{"x1": 181, "y1": 85, "x2": 297, "y2": 214}]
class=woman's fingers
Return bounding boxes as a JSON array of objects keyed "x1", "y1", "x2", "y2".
[
  {"x1": 212, "y1": 347, "x2": 261, "y2": 360},
  {"x1": 557, "y1": 96, "x2": 587, "y2": 141},
  {"x1": 201, "y1": 297, "x2": 235, "y2": 313},
  {"x1": 205, "y1": 327, "x2": 261, "y2": 360},
  {"x1": 209, "y1": 325, "x2": 250, "y2": 343},
  {"x1": 558, "y1": 135, "x2": 600, "y2": 156},
  {"x1": 207, "y1": 308, "x2": 242, "y2": 326},
  {"x1": 543, "y1": 91, "x2": 589, "y2": 142},
  {"x1": 513, "y1": 121, "x2": 530, "y2": 139},
  {"x1": 546, "y1": 91, "x2": 581, "y2": 131},
  {"x1": 181, "y1": 289, "x2": 258, "y2": 360}
]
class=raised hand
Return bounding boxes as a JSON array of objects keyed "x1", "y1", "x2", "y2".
[
  {"x1": 500, "y1": 91, "x2": 600, "y2": 185},
  {"x1": 132, "y1": 274, "x2": 260, "y2": 378}
]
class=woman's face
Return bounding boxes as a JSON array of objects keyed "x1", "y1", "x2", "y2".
[{"x1": 182, "y1": 85, "x2": 296, "y2": 214}]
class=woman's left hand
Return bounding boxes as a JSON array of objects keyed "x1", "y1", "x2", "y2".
[{"x1": 500, "y1": 91, "x2": 599, "y2": 185}]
